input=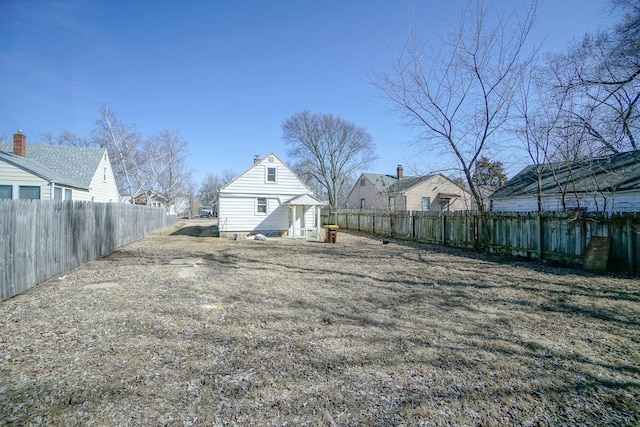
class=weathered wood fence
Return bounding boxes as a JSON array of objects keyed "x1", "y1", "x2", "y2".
[
  {"x1": 0, "y1": 200, "x2": 178, "y2": 301},
  {"x1": 322, "y1": 209, "x2": 640, "y2": 273}
]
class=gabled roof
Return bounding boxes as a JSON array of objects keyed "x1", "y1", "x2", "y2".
[
  {"x1": 387, "y1": 174, "x2": 437, "y2": 193},
  {"x1": 361, "y1": 173, "x2": 398, "y2": 192},
  {"x1": 362, "y1": 172, "x2": 454, "y2": 194},
  {"x1": 285, "y1": 193, "x2": 323, "y2": 206},
  {"x1": 0, "y1": 142, "x2": 106, "y2": 189},
  {"x1": 490, "y1": 150, "x2": 640, "y2": 199},
  {"x1": 220, "y1": 152, "x2": 313, "y2": 194}
]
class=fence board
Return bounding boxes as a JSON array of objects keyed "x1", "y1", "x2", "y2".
[
  {"x1": 1, "y1": 200, "x2": 177, "y2": 301},
  {"x1": 322, "y1": 208, "x2": 639, "y2": 273}
]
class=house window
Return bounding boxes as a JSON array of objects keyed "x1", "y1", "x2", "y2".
[
  {"x1": 257, "y1": 197, "x2": 267, "y2": 213},
  {"x1": 421, "y1": 196, "x2": 431, "y2": 211},
  {"x1": 103, "y1": 167, "x2": 107, "y2": 182},
  {"x1": 360, "y1": 198, "x2": 365, "y2": 209},
  {"x1": 266, "y1": 167, "x2": 277, "y2": 183},
  {"x1": 54, "y1": 187, "x2": 63, "y2": 200},
  {"x1": 65, "y1": 189, "x2": 72, "y2": 200},
  {"x1": 441, "y1": 199, "x2": 450, "y2": 212},
  {"x1": 388, "y1": 196, "x2": 395, "y2": 210},
  {"x1": 0, "y1": 185, "x2": 12, "y2": 199},
  {"x1": 360, "y1": 178, "x2": 366, "y2": 186},
  {"x1": 19, "y1": 186, "x2": 40, "y2": 200}
]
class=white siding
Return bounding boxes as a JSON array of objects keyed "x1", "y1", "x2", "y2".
[
  {"x1": 491, "y1": 191, "x2": 640, "y2": 213},
  {"x1": 0, "y1": 159, "x2": 94, "y2": 201},
  {"x1": 88, "y1": 151, "x2": 120, "y2": 202},
  {"x1": 0, "y1": 161, "x2": 51, "y2": 199},
  {"x1": 219, "y1": 154, "x2": 315, "y2": 234}
]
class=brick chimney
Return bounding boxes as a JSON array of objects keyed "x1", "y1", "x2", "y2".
[
  {"x1": 254, "y1": 154, "x2": 261, "y2": 165},
  {"x1": 397, "y1": 165, "x2": 403, "y2": 180},
  {"x1": 13, "y1": 130, "x2": 26, "y2": 157}
]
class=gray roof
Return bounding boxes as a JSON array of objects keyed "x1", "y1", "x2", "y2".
[
  {"x1": 362, "y1": 173, "x2": 400, "y2": 192},
  {"x1": 387, "y1": 174, "x2": 437, "y2": 193},
  {"x1": 490, "y1": 150, "x2": 640, "y2": 199},
  {"x1": 363, "y1": 172, "x2": 460, "y2": 194},
  {"x1": 0, "y1": 142, "x2": 106, "y2": 189}
]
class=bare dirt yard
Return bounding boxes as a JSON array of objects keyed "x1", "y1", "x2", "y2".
[{"x1": 1, "y1": 219, "x2": 638, "y2": 426}]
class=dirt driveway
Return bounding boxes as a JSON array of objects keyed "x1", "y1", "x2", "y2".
[{"x1": 1, "y1": 219, "x2": 638, "y2": 426}]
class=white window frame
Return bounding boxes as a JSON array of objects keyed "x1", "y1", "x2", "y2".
[
  {"x1": 421, "y1": 196, "x2": 431, "y2": 211},
  {"x1": 65, "y1": 189, "x2": 72, "y2": 200},
  {"x1": 19, "y1": 185, "x2": 41, "y2": 200},
  {"x1": 256, "y1": 197, "x2": 267, "y2": 214},
  {"x1": 388, "y1": 196, "x2": 395, "y2": 210},
  {"x1": 360, "y1": 198, "x2": 365, "y2": 209},
  {"x1": 266, "y1": 166, "x2": 277, "y2": 183},
  {"x1": 0, "y1": 184, "x2": 12, "y2": 199},
  {"x1": 54, "y1": 187, "x2": 63, "y2": 200}
]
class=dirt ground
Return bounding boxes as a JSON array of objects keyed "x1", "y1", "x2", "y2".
[{"x1": 1, "y1": 219, "x2": 638, "y2": 426}]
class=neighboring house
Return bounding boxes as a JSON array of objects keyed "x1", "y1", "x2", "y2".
[
  {"x1": 133, "y1": 190, "x2": 176, "y2": 214},
  {"x1": 347, "y1": 165, "x2": 474, "y2": 211},
  {"x1": 489, "y1": 150, "x2": 640, "y2": 213},
  {"x1": 0, "y1": 130, "x2": 119, "y2": 202},
  {"x1": 218, "y1": 153, "x2": 324, "y2": 237}
]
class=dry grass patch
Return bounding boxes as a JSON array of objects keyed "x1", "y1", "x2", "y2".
[{"x1": 1, "y1": 221, "x2": 638, "y2": 426}]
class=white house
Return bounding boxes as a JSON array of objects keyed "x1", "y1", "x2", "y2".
[
  {"x1": 0, "y1": 131, "x2": 120, "y2": 202},
  {"x1": 489, "y1": 151, "x2": 640, "y2": 213},
  {"x1": 218, "y1": 153, "x2": 323, "y2": 238},
  {"x1": 347, "y1": 165, "x2": 475, "y2": 211}
]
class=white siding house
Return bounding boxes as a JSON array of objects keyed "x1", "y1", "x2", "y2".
[
  {"x1": 490, "y1": 151, "x2": 640, "y2": 213},
  {"x1": 218, "y1": 153, "x2": 323, "y2": 237},
  {"x1": 0, "y1": 131, "x2": 119, "y2": 202}
]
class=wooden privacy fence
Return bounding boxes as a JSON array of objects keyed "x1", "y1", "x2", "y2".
[
  {"x1": 322, "y1": 209, "x2": 640, "y2": 273},
  {"x1": 0, "y1": 200, "x2": 178, "y2": 301}
]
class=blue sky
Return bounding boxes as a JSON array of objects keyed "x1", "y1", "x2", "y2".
[{"x1": 0, "y1": 0, "x2": 619, "y2": 185}]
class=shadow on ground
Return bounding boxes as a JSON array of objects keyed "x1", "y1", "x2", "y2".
[{"x1": 171, "y1": 225, "x2": 219, "y2": 237}]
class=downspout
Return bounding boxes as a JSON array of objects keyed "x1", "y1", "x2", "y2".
[{"x1": 49, "y1": 181, "x2": 55, "y2": 199}]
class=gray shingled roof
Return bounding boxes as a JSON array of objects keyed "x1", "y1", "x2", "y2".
[
  {"x1": 490, "y1": 150, "x2": 640, "y2": 199},
  {"x1": 0, "y1": 142, "x2": 106, "y2": 189},
  {"x1": 362, "y1": 173, "x2": 399, "y2": 192},
  {"x1": 387, "y1": 174, "x2": 436, "y2": 193},
  {"x1": 363, "y1": 173, "x2": 448, "y2": 193}
]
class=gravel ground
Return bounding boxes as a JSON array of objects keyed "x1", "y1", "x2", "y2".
[{"x1": 0, "y1": 219, "x2": 638, "y2": 426}]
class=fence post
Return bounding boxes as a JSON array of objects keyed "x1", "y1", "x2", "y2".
[
  {"x1": 537, "y1": 213, "x2": 543, "y2": 260},
  {"x1": 627, "y1": 217, "x2": 634, "y2": 272}
]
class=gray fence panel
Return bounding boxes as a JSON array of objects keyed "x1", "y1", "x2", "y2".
[{"x1": 1, "y1": 200, "x2": 177, "y2": 301}]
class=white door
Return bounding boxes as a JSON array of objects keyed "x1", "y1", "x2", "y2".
[{"x1": 292, "y1": 205, "x2": 305, "y2": 237}]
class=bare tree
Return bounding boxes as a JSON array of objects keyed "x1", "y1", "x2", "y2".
[
  {"x1": 92, "y1": 104, "x2": 145, "y2": 202},
  {"x1": 199, "y1": 169, "x2": 235, "y2": 212},
  {"x1": 143, "y1": 129, "x2": 191, "y2": 210},
  {"x1": 290, "y1": 159, "x2": 329, "y2": 202},
  {"x1": 546, "y1": 0, "x2": 640, "y2": 156},
  {"x1": 282, "y1": 111, "x2": 377, "y2": 209},
  {"x1": 40, "y1": 131, "x2": 95, "y2": 147},
  {"x1": 375, "y1": 1, "x2": 537, "y2": 211}
]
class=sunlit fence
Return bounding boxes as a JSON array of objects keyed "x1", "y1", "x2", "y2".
[
  {"x1": 322, "y1": 209, "x2": 640, "y2": 273},
  {"x1": 0, "y1": 200, "x2": 177, "y2": 301}
]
